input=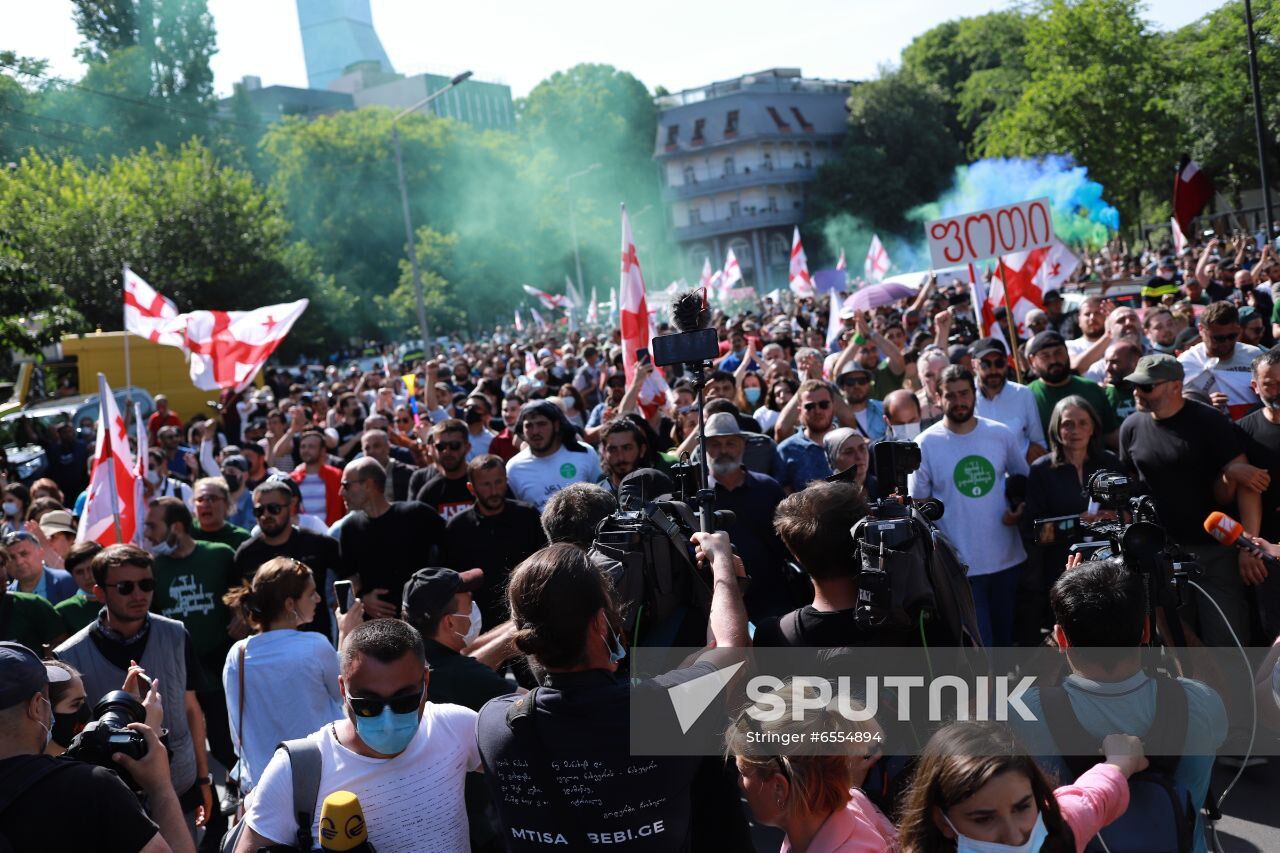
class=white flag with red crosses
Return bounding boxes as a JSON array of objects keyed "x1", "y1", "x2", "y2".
[
  {"x1": 77, "y1": 374, "x2": 138, "y2": 545},
  {"x1": 184, "y1": 300, "x2": 308, "y2": 393}
]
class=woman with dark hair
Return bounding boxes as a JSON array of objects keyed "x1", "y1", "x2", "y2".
[
  {"x1": 1024, "y1": 396, "x2": 1122, "y2": 597},
  {"x1": 476, "y1": 537, "x2": 751, "y2": 850},
  {"x1": 736, "y1": 372, "x2": 766, "y2": 417},
  {"x1": 222, "y1": 557, "x2": 342, "y2": 794},
  {"x1": 898, "y1": 721, "x2": 1142, "y2": 853},
  {"x1": 2, "y1": 482, "x2": 30, "y2": 535},
  {"x1": 44, "y1": 659, "x2": 162, "y2": 756},
  {"x1": 755, "y1": 377, "x2": 800, "y2": 435}
]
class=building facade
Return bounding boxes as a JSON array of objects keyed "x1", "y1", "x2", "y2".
[
  {"x1": 654, "y1": 68, "x2": 852, "y2": 290},
  {"x1": 296, "y1": 0, "x2": 395, "y2": 91}
]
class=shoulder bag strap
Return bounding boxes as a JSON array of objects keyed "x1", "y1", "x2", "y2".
[
  {"x1": 236, "y1": 643, "x2": 246, "y2": 772},
  {"x1": 1142, "y1": 675, "x2": 1189, "y2": 774},
  {"x1": 1037, "y1": 684, "x2": 1096, "y2": 779},
  {"x1": 278, "y1": 737, "x2": 323, "y2": 852}
]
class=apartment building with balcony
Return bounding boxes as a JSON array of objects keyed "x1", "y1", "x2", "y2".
[{"x1": 654, "y1": 68, "x2": 852, "y2": 290}]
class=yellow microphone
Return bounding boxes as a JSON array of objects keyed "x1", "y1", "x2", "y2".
[{"x1": 319, "y1": 790, "x2": 374, "y2": 852}]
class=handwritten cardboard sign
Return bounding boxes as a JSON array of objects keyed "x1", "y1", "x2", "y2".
[{"x1": 926, "y1": 197, "x2": 1055, "y2": 268}]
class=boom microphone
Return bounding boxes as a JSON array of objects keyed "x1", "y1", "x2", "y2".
[
  {"x1": 319, "y1": 790, "x2": 374, "y2": 852},
  {"x1": 671, "y1": 289, "x2": 710, "y2": 333},
  {"x1": 1204, "y1": 511, "x2": 1280, "y2": 569}
]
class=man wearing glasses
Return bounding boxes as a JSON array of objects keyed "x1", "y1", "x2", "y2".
[
  {"x1": 1119, "y1": 353, "x2": 1260, "y2": 648},
  {"x1": 833, "y1": 362, "x2": 887, "y2": 443},
  {"x1": 57, "y1": 544, "x2": 212, "y2": 839},
  {"x1": 409, "y1": 420, "x2": 474, "y2": 521},
  {"x1": 1178, "y1": 301, "x2": 1263, "y2": 421},
  {"x1": 971, "y1": 337, "x2": 1047, "y2": 463},
  {"x1": 232, "y1": 480, "x2": 336, "y2": 642},
  {"x1": 232, "y1": 619, "x2": 481, "y2": 853},
  {"x1": 777, "y1": 380, "x2": 840, "y2": 494}
]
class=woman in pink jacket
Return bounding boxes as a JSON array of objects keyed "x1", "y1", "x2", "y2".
[
  {"x1": 725, "y1": 681, "x2": 899, "y2": 852},
  {"x1": 897, "y1": 721, "x2": 1145, "y2": 853}
]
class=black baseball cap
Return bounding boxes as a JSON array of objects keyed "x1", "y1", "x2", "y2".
[
  {"x1": 402, "y1": 567, "x2": 484, "y2": 625},
  {"x1": 0, "y1": 642, "x2": 69, "y2": 710},
  {"x1": 970, "y1": 337, "x2": 1007, "y2": 359},
  {"x1": 1026, "y1": 331, "x2": 1067, "y2": 357}
]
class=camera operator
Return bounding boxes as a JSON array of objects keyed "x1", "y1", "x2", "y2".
[
  {"x1": 56, "y1": 544, "x2": 211, "y2": 836},
  {"x1": 0, "y1": 641, "x2": 194, "y2": 853},
  {"x1": 1118, "y1": 353, "x2": 1259, "y2": 646},
  {"x1": 476, "y1": 536, "x2": 749, "y2": 851}
]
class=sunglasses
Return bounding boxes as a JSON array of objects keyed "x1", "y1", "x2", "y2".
[
  {"x1": 347, "y1": 688, "x2": 424, "y2": 718},
  {"x1": 108, "y1": 578, "x2": 156, "y2": 595},
  {"x1": 433, "y1": 441, "x2": 464, "y2": 451},
  {"x1": 253, "y1": 502, "x2": 288, "y2": 517},
  {"x1": 1210, "y1": 332, "x2": 1238, "y2": 343},
  {"x1": 839, "y1": 376, "x2": 870, "y2": 386},
  {"x1": 979, "y1": 357, "x2": 1007, "y2": 369},
  {"x1": 1131, "y1": 380, "x2": 1169, "y2": 394},
  {"x1": 803, "y1": 400, "x2": 832, "y2": 412}
]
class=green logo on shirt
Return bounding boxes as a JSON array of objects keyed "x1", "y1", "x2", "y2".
[
  {"x1": 953, "y1": 455, "x2": 996, "y2": 497},
  {"x1": 560, "y1": 463, "x2": 577, "y2": 478}
]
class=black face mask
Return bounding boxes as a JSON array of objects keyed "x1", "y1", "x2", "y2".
[
  {"x1": 52, "y1": 704, "x2": 91, "y2": 748},
  {"x1": 463, "y1": 407, "x2": 485, "y2": 425},
  {"x1": 224, "y1": 473, "x2": 243, "y2": 492}
]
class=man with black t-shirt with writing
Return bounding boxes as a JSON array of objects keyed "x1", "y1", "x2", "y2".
[
  {"x1": 1119, "y1": 353, "x2": 1262, "y2": 647},
  {"x1": 337, "y1": 457, "x2": 445, "y2": 619},
  {"x1": 409, "y1": 419, "x2": 474, "y2": 522}
]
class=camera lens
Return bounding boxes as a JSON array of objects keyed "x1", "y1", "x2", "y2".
[{"x1": 93, "y1": 690, "x2": 146, "y2": 729}]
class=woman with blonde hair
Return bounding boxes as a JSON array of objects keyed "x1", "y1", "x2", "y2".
[
  {"x1": 725, "y1": 679, "x2": 897, "y2": 852},
  {"x1": 222, "y1": 557, "x2": 343, "y2": 794}
]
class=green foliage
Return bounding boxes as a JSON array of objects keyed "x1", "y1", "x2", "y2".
[
  {"x1": 979, "y1": 0, "x2": 1179, "y2": 227},
  {"x1": 900, "y1": 11, "x2": 1031, "y2": 155},
  {"x1": 0, "y1": 141, "x2": 340, "y2": 353},
  {"x1": 0, "y1": 238, "x2": 83, "y2": 354},
  {"x1": 1169, "y1": 0, "x2": 1280, "y2": 204},
  {"x1": 808, "y1": 69, "x2": 962, "y2": 235},
  {"x1": 71, "y1": 0, "x2": 217, "y2": 102},
  {"x1": 375, "y1": 227, "x2": 465, "y2": 337}
]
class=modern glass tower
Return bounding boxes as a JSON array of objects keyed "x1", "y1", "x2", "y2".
[{"x1": 296, "y1": 0, "x2": 394, "y2": 90}]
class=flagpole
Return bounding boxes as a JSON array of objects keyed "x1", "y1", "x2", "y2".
[
  {"x1": 995, "y1": 259, "x2": 1024, "y2": 384},
  {"x1": 98, "y1": 374, "x2": 125, "y2": 543},
  {"x1": 122, "y1": 263, "x2": 134, "y2": 408}
]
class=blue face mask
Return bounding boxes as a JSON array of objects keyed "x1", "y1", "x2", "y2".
[
  {"x1": 349, "y1": 702, "x2": 420, "y2": 756},
  {"x1": 605, "y1": 626, "x2": 627, "y2": 664},
  {"x1": 744, "y1": 387, "x2": 762, "y2": 405}
]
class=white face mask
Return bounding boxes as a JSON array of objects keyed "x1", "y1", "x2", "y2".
[
  {"x1": 943, "y1": 812, "x2": 1048, "y2": 853},
  {"x1": 145, "y1": 470, "x2": 162, "y2": 487},
  {"x1": 1, "y1": 501, "x2": 18, "y2": 517},
  {"x1": 887, "y1": 422, "x2": 922, "y2": 441},
  {"x1": 453, "y1": 601, "x2": 482, "y2": 646}
]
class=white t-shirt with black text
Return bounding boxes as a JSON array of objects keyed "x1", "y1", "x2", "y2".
[{"x1": 242, "y1": 702, "x2": 481, "y2": 853}]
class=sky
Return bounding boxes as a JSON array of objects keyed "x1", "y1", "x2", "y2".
[{"x1": 2, "y1": 0, "x2": 1215, "y2": 99}]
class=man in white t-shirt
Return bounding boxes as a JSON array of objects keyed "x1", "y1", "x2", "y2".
[
  {"x1": 970, "y1": 337, "x2": 1046, "y2": 462},
  {"x1": 1065, "y1": 294, "x2": 1106, "y2": 360},
  {"x1": 909, "y1": 364, "x2": 1028, "y2": 647},
  {"x1": 234, "y1": 618, "x2": 482, "y2": 853},
  {"x1": 1178, "y1": 300, "x2": 1263, "y2": 421},
  {"x1": 506, "y1": 400, "x2": 602, "y2": 511}
]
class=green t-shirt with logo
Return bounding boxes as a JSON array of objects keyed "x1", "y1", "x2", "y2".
[
  {"x1": 151, "y1": 541, "x2": 238, "y2": 689},
  {"x1": 1, "y1": 590, "x2": 66, "y2": 654}
]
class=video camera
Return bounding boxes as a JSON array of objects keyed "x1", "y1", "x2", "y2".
[
  {"x1": 847, "y1": 441, "x2": 979, "y2": 646},
  {"x1": 62, "y1": 690, "x2": 149, "y2": 789}
]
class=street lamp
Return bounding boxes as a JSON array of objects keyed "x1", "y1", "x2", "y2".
[
  {"x1": 566, "y1": 163, "x2": 602, "y2": 302},
  {"x1": 391, "y1": 70, "x2": 473, "y2": 359}
]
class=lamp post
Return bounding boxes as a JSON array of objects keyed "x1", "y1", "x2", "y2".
[
  {"x1": 1245, "y1": 0, "x2": 1274, "y2": 238},
  {"x1": 392, "y1": 70, "x2": 472, "y2": 359},
  {"x1": 566, "y1": 163, "x2": 602, "y2": 302}
]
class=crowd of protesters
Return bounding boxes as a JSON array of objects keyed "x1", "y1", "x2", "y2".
[{"x1": 2, "y1": 227, "x2": 1280, "y2": 851}]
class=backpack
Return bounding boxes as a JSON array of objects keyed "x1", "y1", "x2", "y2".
[
  {"x1": 1039, "y1": 676, "x2": 1196, "y2": 853},
  {"x1": 220, "y1": 738, "x2": 323, "y2": 853}
]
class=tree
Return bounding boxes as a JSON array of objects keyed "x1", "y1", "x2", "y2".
[
  {"x1": 71, "y1": 0, "x2": 217, "y2": 102},
  {"x1": 0, "y1": 237, "x2": 83, "y2": 355},
  {"x1": 808, "y1": 69, "x2": 962, "y2": 236},
  {"x1": 900, "y1": 11, "x2": 1031, "y2": 155},
  {"x1": 0, "y1": 141, "x2": 349, "y2": 352},
  {"x1": 980, "y1": 0, "x2": 1179, "y2": 229},
  {"x1": 1170, "y1": 0, "x2": 1280, "y2": 205}
]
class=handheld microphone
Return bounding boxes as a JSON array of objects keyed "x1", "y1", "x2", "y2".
[
  {"x1": 319, "y1": 790, "x2": 374, "y2": 852},
  {"x1": 1203, "y1": 511, "x2": 1280, "y2": 568}
]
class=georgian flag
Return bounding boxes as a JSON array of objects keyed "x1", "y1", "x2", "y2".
[
  {"x1": 123, "y1": 267, "x2": 185, "y2": 347},
  {"x1": 77, "y1": 374, "x2": 139, "y2": 545},
  {"x1": 184, "y1": 300, "x2": 308, "y2": 394},
  {"x1": 722, "y1": 247, "x2": 743, "y2": 288},
  {"x1": 788, "y1": 227, "x2": 814, "y2": 297},
  {"x1": 864, "y1": 235, "x2": 890, "y2": 283},
  {"x1": 982, "y1": 239, "x2": 1080, "y2": 336},
  {"x1": 699, "y1": 257, "x2": 714, "y2": 291},
  {"x1": 836, "y1": 249, "x2": 847, "y2": 272},
  {"x1": 521, "y1": 284, "x2": 567, "y2": 310},
  {"x1": 586, "y1": 288, "x2": 598, "y2": 325},
  {"x1": 620, "y1": 205, "x2": 667, "y2": 408}
]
